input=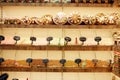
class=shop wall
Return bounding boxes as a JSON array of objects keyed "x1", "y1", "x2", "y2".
[
  {"x1": 0, "y1": 28, "x2": 117, "y2": 45},
  {"x1": 0, "y1": 50, "x2": 113, "y2": 61},
  {"x1": 0, "y1": 5, "x2": 120, "y2": 80},
  {"x1": 1, "y1": 7, "x2": 120, "y2": 18},
  {"x1": 2, "y1": 72, "x2": 113, "y2": 80}
]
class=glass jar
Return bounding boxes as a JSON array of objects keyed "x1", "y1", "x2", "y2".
[
  {"x1": 26, "y1": 0, "x2": 33, "y2": 3},
  {"x1": 18, "y1": 0, "x2": 26, "y2": 3},
  {"x1": 53, "y1": 12, "x2": 67, "y2": 25},
  {"x1": 33, "y1": 0, "x2": 40, "y2": 2},
  {"x1": 68, "y1": 11, "x2": 81, "y2": 25}
]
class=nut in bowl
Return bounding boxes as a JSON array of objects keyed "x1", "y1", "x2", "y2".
[
  {"x1": 62, "y1": 0, "x2": 71, "y2": 3},
  {"x1": 40, "y1": 15, "x2": 53, "y2": 25},
  {"x1": 53, "y1": 12, "x2": 67, "y2": 25},
  {"x1": 18, "y1": 0, "x2": 26, "y2": 2},
  {"x1": 14, "y1": 18, "x2": 21, "y2": 25},
  {"x1": 4, "y1": 18, "x2": 20, "y2": 25},
  {"x1": 82, "y1": 15, "x2": 89, "y2": 25},
  {"x1": 51, "y1": 0, "x2": 61, "y2": 3},
  {"x1": 21, "y1": 16, "x2": 31, "y2": 25},
  {"x1": 96, "y1": 13, "x2": 108, "y2": 25},
  {"x1": 43, "y1": 0, "x2": 50, "y2": 3},
  {"x1": 68, "y1": 11, "x2": 82, "y2": 25},
  {"x1": 33, "y1": 0, "x2": 40, "y2": 2},
  {"x1": 5, "y1": 0, "x2": 12, "y2": 2},
  {"x1": 88, "y1": 16, "x2": 97, "y2": 25},
  {"x1": 30, "y1": 17, "x2": 41, "y2": 25},
  {"x1": 108, "y1": 13, "x2": 120, "y2": 25},
  {"x1": 26, "y1": 0, "x2": 33, "y2": 2},
  {"x1": 0, "y1": 18, "x2": 5, "y2": 24}
]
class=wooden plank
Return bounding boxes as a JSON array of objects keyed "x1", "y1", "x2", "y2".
[
  {"x1": 113, "y1": 72, "x2": 120, "y2": 78},
  {"x1": 0, "y1": 3, "x2": 114, "y2": 7},
  {"x1": 0, "y1": 24, "x2": 119, "y2": 29},
  {"x1": 113, "y1": 46, "x2": 120, "y2": 52},
  {"x1": 0, "y1": 66, "x2": 112, "y2": 72},
  {"x1": 0, "y1": 44, "x2": 114, "y2": 51}
]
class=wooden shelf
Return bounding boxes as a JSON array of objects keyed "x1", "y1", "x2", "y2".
[
  {"x1": 0, "y1": 3, "x2": 114, "y2": 7},
  {"x1": 118, "y1": 3, "x2": 120, "y2": 7},
  {"x1": 113, "y1": 72, "x2": 120, "y2": 78},
  {"x1": 113, "y1": 68, "x2": 120, "y2": 77},
  {"x1": 0, "y1": 66, "x2": 112, "y2": 72},
  {"x1": 113, "y1": 46, "x2": 120, "y2": 52},
  {"x1": 0, "y1": 24, "x2": 119, "y2": 29},
  {"x1": 0, "y1": 44, "x2": 113, "y2": 51}
]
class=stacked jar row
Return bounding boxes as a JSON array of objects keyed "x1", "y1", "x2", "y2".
[
  {"x1": 0, "y1": 0, "x2": 114, "y2": 4},
  {"x1": 0, "y1": 12, "x2": 120, "y2": 25}
]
